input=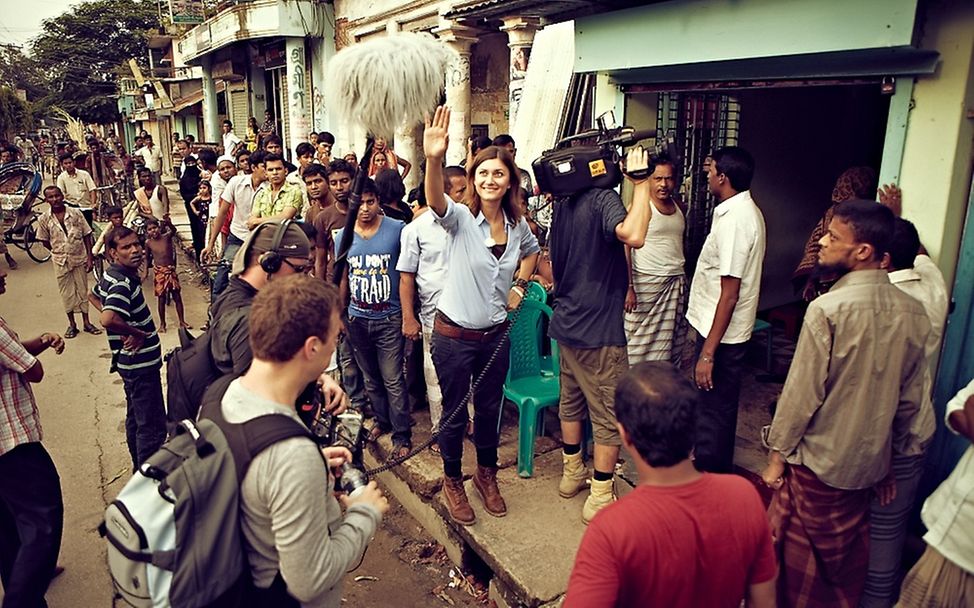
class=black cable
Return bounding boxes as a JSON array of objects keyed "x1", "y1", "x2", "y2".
[{"x1": 363, "y1": 302, "x2": 525, "y2": 476}]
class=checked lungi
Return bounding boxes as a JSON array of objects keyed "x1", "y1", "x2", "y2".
[
  {"x1": 770, "y1": 464, "x2": 872, "y2": 607},
  {"x1": 624, "y1": 272, "x2": 687, "y2": 365},
  {"x1": 153, "y1": 265, "x2": 180, "y2": 297}
]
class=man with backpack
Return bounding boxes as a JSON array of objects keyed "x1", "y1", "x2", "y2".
[{"x1": 211, "y1": 273, "x2": 387, "y2": 605}]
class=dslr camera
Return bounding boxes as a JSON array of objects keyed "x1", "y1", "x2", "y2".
[
  {"x1": 531, "y1": 111, "x2": 659, "y2": 198},
  {"x1": 299, "y1": 383, "x2": 370, "y2": 497}
]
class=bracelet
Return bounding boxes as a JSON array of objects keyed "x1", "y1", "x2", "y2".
[
  {"x1": 513, "y1": 277, "x2": 529, "y2": 290},
  {"x1": 699, "y1": 355, "x2": 714, "y2": 363},
  {"x1": 511, "y1": 286, "x2": 525, "y2": 298}
]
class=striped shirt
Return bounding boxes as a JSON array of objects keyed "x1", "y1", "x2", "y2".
[
  {"x1": 92, "y1": 265, "x2": 162, "y2": 371},
  {"x1": 0, "y1": 316, "x2": 41, "y2": 455}
]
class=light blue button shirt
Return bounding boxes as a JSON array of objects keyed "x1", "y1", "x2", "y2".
[{"x1": 432, "y1": 198, "x2": 540, "y2": 329}]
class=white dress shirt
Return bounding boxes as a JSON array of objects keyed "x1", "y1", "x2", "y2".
[
  {"x1": 686, "y1": 190, "x2": 766, "y2": 344},
  {"x1": 396, "y1": 211, "x2": 449, "y2": 328},
  {"x1": 889, "y1": 253, "x2": 950, "y2": 455},
  {"x1": 921, "y1": 379, "x2": 974, "y2": 574},
  {"x1": 221, "y1": 174, "x2": 262, "y2": 241}
]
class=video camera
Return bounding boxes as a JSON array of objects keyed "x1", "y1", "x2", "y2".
[{"x1": 531, "y1": 111, "x2": 659, "y2": 198}]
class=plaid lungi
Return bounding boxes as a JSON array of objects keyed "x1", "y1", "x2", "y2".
[
  {"x1": 153, "y1": 265, "x2": 180, "y2": 297},
  {"x1": 770, "y1": 464, "x2": 872, "y2": 607},
  {"x1": 624, "y1": 272, "x2": 687, "y2": 366}
]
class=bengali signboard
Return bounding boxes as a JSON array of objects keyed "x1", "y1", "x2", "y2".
[{"x1": 169, "y1": 0, "x2": 204, "y2": 25}]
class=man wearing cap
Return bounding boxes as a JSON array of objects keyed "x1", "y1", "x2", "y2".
[{"x1": 208, "y1": 220, "x2": 316, "y2": 376}]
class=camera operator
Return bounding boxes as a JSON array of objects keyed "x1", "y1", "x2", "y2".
[
  {"x1": 548, "y1": 144, "x2": 652, "y2": 524},
  {"x1": 209, "y1": 274, "x2": 388, "y2": 606}
]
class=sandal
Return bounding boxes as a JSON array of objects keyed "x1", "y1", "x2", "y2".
[
  {"x1": 82, "y1": 324, "x2": 102, "y2": 335},
  {"x1": 390, "y1": 442, "x2": 412, "y2": 462},
  {"x1": 429, "y1": 443, "x2": 441, "y2": 455},
  {"x1": 64, "y1": 327, "x2": 79, "y2": 339},
  {"x1": 367, "y1": 425, "x2": 386, "y2": 443}
]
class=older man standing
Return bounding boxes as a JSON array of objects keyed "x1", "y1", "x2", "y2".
[
  {"x1": 36, "y1": 186, "x2": 102, "y2": 340},
  {"x1": 762, "y1": 200, "x2": 928, "y2": 607},
  {"x1": 685, "y1": 146, "x2": 766, "y2": 474}
]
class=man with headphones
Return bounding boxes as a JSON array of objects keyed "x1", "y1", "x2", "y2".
[{"x1": 208, "y1": 220, "x2": 317, "y2": 378}]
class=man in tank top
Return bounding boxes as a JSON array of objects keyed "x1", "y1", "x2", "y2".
[{"x1": 624, "y1": 154, "x2": 688, "y2": 365}]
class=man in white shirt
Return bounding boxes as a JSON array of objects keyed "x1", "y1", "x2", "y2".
[
  {"x1": 203, "y1": 151, "x2": 267, "y2": 300},
  {"x1": 685, "y1": 146, "x2": 766, "y2": 473},
  {"x1": 897, "y1": 379, "x2": 974, "y2": 606},
  {"x1": 396, "y1": 168, "x2": 462, "y2": 435},
  {"x1": 861, "y1": 216, "x2": 950, "y2": 607},
  {"x1": 136, "y1": 135, "x2": 163, "y2": 187},
  {"x1": 221, "y1": 120, "x2": 243, "y2": 158},
  {"x1": 55, "y1": 154, "x2": 97, "y2": 211}
]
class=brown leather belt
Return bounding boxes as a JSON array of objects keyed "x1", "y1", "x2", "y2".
[{"x1": 433, "y1": 312, "x2": 508, "y2": 343}]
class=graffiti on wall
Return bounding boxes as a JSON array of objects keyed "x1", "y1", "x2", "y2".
[
  {"x1": 509, "y1": 46, "x2": 530, "y2": 126},
  {"x1": 448, "y1": 54, "x2": 471, "y2": 89}
]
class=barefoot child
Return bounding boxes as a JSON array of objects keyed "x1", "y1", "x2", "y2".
[{"x1": 144, "y1": 218, "x2": 189, "y2": 332}]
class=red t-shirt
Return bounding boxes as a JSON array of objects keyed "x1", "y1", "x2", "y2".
[{"x1": 564, "y1": 473, "x2": 776, "y2": 608}]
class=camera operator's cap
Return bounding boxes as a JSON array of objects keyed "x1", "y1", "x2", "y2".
[{"x1": 231, "y1": 221, "x2": 312, "y2": 276}]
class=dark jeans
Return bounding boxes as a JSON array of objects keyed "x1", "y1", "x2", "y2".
[
  {"x1": 184, "y1": 202, "x2": 206, "y2": 262},
  {"x1": 432, "y1": 330, "x2": 510, "y2": 465},
  {"x1": 0, "y1": 443, "x2": 64, "y2": 608},
  {"x1": 337, "y1": 329, "x2": 369, "y2": 412},
  {"x1": 693, "y1": 340, "x2": 748, "y2": 473},
  {"x1": 120, "y1": 365, "x2": 168, "y2": 469},
  {"x1": 346, "y1": 313, "x2": 412, "y2": 445},
  {"x1": 211, "y1": 233, "x2": 244, "y2": 302}
]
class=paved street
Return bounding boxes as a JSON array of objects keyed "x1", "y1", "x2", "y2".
[{"x1": 0, "y1": 246, "x2": 211, "y2": 606}]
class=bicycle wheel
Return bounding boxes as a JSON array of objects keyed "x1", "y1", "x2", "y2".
[{"x1": 25, "y1": 217, "x2": 51, "y2": 263}]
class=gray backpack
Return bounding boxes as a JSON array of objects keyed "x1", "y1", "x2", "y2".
[{"x1": 99, "y1": 379, "x2": 313, "y2": 607}]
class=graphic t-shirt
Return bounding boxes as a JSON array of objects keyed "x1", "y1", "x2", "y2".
[{"x1": 335, "y1": 217, "x2": 405, "y2": 319}]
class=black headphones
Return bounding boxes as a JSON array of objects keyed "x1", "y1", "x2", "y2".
[{"x1": 258, "y1": 219, "x2": 293, "y2": 274}]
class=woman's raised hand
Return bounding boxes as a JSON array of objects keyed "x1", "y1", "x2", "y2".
[{"x1": 423, "y1": 106, "x2": 451, "y2": 160}]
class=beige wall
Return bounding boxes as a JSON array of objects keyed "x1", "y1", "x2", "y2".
[
  {"x1": 470, "y1": 33, "x2": 511, "y2": 137},
  {"x1": 899, "y1": 2, "x2": 974, "y2": 291}
]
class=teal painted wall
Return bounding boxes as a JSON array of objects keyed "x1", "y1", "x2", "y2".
[{"x1": 575, "y1": 0, "x2": 919, "y2": 73}]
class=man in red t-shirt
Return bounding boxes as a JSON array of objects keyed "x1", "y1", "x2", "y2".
[{"x1": 564, "y1": 362, "x2": 776, "y2": 608}]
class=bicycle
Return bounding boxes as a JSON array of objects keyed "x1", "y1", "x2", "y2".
[{"x1": 0, "y1": 162, "x2": 50, "y2": 263}]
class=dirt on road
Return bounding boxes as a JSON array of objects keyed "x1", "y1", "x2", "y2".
[{"x1": 0, "y1": 239, "x2": 485, "y2": 607}]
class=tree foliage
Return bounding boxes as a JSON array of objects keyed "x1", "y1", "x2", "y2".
[
  {"x1": 30, "y1": 0, "x2": 160, "y2": 124},
  {"x1": 0, "y1": 87, "x2": 31, "y2": 140}
]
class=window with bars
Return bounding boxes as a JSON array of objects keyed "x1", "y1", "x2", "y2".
[{"x1": 657, "y1": 92, "x2": 741, "y2": 274}]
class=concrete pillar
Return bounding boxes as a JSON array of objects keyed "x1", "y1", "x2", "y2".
[
  {"x1": 435, "y1": 24, "x2": 479, "y2": 165},
  {"x1": 395, "y1": 122, "x2": 423, "y2": 192},
  {"x1": 500, "y1": 16, "x2": 540, "y2": 131},
  {"x1": 199, "y1": 56, "x2": 220, "y2": 144},
  {"x1": 285, "y1": 36, "x2": 312, "y2": 159}
]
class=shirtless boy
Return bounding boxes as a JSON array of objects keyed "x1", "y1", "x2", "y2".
[{"x1": 144, "y1": 218, "x2": 189, "y2": 332}]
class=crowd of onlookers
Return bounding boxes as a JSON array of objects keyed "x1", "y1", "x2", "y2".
[{"x1": 1, "y1": 105, "x2": 971, "y2": 607}]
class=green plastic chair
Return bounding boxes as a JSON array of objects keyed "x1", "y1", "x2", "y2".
[
  {"x1": 501, "y1": 298, "x2": 560, "y2": 477},
  {"x1": 522, "y1": 281, "x2": 555, "y2": 376}
]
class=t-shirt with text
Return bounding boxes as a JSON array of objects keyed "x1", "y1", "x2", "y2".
[{"x1": 335, "y1": 217, "x2": 404, "y2": 319}]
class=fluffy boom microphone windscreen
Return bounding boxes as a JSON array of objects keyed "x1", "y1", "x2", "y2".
[{"x1": 326, "y1": 34, "x2": 456, "y2": 285}]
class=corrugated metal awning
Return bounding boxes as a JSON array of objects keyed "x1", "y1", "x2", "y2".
[
  {"x1": 444, "y1": 0, "x2": 651, "y2": 22},
  {"x1": 607, "y1": 47, "x2": 940, "y2": 88}
]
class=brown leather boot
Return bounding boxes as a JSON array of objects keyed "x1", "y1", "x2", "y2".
[
  {"x1": 442, "y1": 476, "x2": 476, "y2": 525},
  {"x1": 473, "y1": 466, "x2": 508, "y2": 517}
]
